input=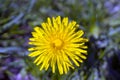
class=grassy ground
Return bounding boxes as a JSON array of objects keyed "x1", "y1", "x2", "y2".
[{"x1": 0, "y1": 0, "x2": 120, "y2": 80}]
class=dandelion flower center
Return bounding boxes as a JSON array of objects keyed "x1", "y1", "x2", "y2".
[
  {"x1": 28, "y1": 16, "x2": 88, "y2": 75},
  {"x1": 52, "y1": 39, "x2": 63, "y2": 49}
]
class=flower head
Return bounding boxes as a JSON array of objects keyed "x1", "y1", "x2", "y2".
[{"x1": 28, "y1": 16, "x2": 88, "y2": 74}]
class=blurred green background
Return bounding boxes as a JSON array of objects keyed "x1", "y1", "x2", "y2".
[{"x1": 0, "y1": 0, "x2": 120, "y2": 80}]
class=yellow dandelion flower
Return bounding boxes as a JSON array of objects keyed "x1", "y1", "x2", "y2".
[{"x1": 28, "y1": 16, "x2": 88, "y2": 75}]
